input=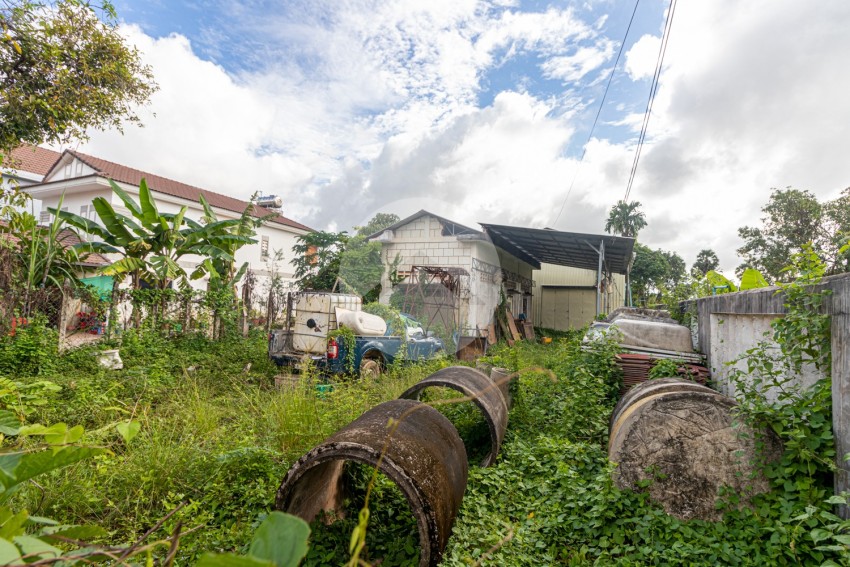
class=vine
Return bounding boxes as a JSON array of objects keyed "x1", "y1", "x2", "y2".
[
  {"x1": 328, "y1": 325, "x2": 357, "y2": 375},
  {"x1": 726, "y1": 244, "x2": 846, "y2": 546}
]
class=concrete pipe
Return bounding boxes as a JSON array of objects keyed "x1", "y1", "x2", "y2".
[
  {"x1": 610, "y1": 377, "x2": 718, "y2": 431},
  {"x1": 489, "y1": 367, "x2": 513, "y2": 409},
  {"x1": 275, "y1": 399, "x2": 468, "y2": 567},
  {"x1": 608, "y1": 384, "x2": 781, "y2": 521},
  {"x1": 399, "y1": 366, "x2": 508, "y2": 467}
]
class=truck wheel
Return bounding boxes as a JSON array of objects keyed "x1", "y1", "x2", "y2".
[{"x1": 360, "y1": 356, "x2": 383, "y2": 379}]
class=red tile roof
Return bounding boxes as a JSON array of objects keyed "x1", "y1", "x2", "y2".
[
  {"x1": 0, "y1": 222, "x2": 110, "y2": 267},
  {"x1": 56, "y1": 229, "x2": 112, "y2": 267},
  {"x1": 60, "y1": 150, "x2": 314, "y2": 232},
  {"x1": 4, "y1": 146, "x2": 62, "y2": 177}
]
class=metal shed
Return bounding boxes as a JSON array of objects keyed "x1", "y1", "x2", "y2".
[{"x1": 479, "y1": 223, "x2": 635, "y2": 317}]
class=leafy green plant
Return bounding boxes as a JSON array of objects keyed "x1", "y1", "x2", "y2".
[
  {"x1": 646, "y1": 358, "x2": 688, "y2": 380},
  {"x1": 197, "y1": 512, "x2": 310, "y2": 567},
  {"x1": 727, "y1": 244, "x2": 837, "y2": 508},
  {"x1": 0, "y1": 314, "x2": 59, "y2": 378},
  {"x1": 303, "y1": 464, "x2": 419, "y2": 566}
]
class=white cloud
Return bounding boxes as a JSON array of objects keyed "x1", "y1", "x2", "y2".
[
  {"x1": 624, "y1": 34, "x2": 660, "y2": 81},
  {"x1": 541, "y1": 44, "x2": 615, "y2": 82},
  {"x1": 75, "y1": 0, "x2": 850, "y2": 277}
]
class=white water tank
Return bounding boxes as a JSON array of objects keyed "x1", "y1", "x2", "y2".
[
  {"x1": 336, "y1": 308, "x2": 387, "y2": 336},
  {"x1": 292, "y1": 293, "x2": 362, "y2": 354}
]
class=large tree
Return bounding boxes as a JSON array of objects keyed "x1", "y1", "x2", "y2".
[
  {"x1": 605, "y1": 200, "x2": 647, "y2": 238},
  {"x1": 0, "y1": 1, "x2": 155, "y2": 153},
  {"x1": 356, "y1": 213, "x2": 400, "y2": 237},
  {"x1": 736, "y1": 187, "x2": 848, "y2": 281},
  {"x1": 629, "y1": 243, "x2": 669, "y2": 305}
]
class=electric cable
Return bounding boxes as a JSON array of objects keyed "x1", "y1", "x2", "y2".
[
  {"x1": 550, "y1": 0, "x2": 642, "y2": 227},
  {"x1": 623, "y1": 0, "x2": 678, "y2": 202}
]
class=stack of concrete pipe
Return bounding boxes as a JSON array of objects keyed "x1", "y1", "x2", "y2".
[
  {"x1": 608, "y1": 377, "x2": 782, "y2": 521},
  {"x1": 275, "y1": 366, "x2": 514, "y2": 566}
]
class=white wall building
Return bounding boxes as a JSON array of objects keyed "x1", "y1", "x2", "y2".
[
  {"x1": 24, "y1": 149, "x2": 313, "y2": 290},
  {"x1": 369, "y1": 210, "x2": 536, "y2": 334}
]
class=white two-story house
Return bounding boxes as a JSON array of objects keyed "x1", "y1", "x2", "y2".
[{"x1": 24, "y1": 149, "x2": 313, "y2": 291}]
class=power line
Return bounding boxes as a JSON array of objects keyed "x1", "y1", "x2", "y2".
[
  {"x1": 550, "y1": 0, "x2": 642, "y2": 227},
  {"x1": 623, "y1": 0, "x2": 678, "y2": 203}
]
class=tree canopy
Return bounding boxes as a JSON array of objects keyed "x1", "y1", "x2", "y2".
[
  {"x1": 355, "y1": 213, "x2": 400, "y2": 237},
  {"x1": 291, "y1": 231, "x2": 348, "y2": 291},
  {"x1": 0, "y1": 0, "x2": 156, "y2": 154},
  {"x1": 736, "y1": 187, "x2": 849, "y2": 281},
  {"x1": 604, "y1": 200, "x2": 647, "y2": 238},
  {"x1": 692, "y1": 249, "x2": 720, "y2": 276}
]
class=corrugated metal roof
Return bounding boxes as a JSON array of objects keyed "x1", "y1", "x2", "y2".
[{"x1": 480, "y1": 223, "x2": 635, "y2": 274}]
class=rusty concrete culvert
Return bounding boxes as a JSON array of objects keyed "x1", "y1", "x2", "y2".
[
  {"x1": 399, "y1": 366, "x2": 509, "y2": 467},
  {"x1": 275, "y1": 399, "x2": 468, "y2": 567},
  {"x1": 610, "y1": 376, "x2": 719, "y2": 431},
  {"x1": 608, "y1": 380, "x2": 782, "y2": 521}
]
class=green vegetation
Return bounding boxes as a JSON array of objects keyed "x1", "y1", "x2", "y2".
[
  {"x1": 291, "y1": 214, "x2": 401, "y2": 301},
  {"x1": 0, "y1": 238, "x2": 847, "y2": 565},
  {"x1": 305, "y1": 464, "x2": 419, "y2": 566},
  {"x1": 0, "y1": 0, "x2": 156, "y2": 154},
  {"x1": 0, "y1": 327, "x2": 453, "y2": 564},
  {"x1": 737, "y1": 187, "x2": 850, "y2": 281},
  {"x1": 604, "y1": 200, "x2": 647, "y2": 239},
  {"x1": 0, "y1": 308, "x2": 845, "y2": 564}
]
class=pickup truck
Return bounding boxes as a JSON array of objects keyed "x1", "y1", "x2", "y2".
[{"x1": 269, "y1": 313, "x2": 444, "y2": 378}]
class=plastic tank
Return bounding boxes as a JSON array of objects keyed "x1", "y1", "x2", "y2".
[
  {"x1": 335, "y1": 308, "x2": 387, "y2": 336},
  {"x1": 292, "y1": 293, "x2": 362, "y2": 354}
]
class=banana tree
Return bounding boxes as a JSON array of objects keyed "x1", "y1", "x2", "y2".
[
  {"x1": 190, "y1": 194, "x2": 265, "y2": 289},
  {"x1": 50, "y1": 179, "x2": 158, "y2": 290},
  {"x1": 8, "y1": 193, "x2": 84, "y2": 316},
  {"x1": 53, "y1": 179, "x2": 246, "y2": 289},
  {"x1": 53, "y1": 178, "x2": 251, "y2": 328}
]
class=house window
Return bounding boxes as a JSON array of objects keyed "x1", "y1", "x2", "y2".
[
  {"x1": 39, "y1": 211, "x2": 50, "y2": 224},
  {"x1": 261, "y1": 236, "x2": 269, "y2": 260}
]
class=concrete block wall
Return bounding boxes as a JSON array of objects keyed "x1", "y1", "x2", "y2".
[{"x1": 690, "y1": 272, "x2": 850, "y2": 517}]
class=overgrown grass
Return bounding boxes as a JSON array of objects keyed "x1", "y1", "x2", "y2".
[
  {"x1": 305, "y1": 463, "x2": 420, "y2": 566},
  {"x1": 441, "y1": 337, "x2": 850, "y2": 566},
  {"x1": 2, "y1": 328, "x2": 450, "y2": 563},
  {"x1": 2, "y1": 324, "x2": 849, "y2": 565}
]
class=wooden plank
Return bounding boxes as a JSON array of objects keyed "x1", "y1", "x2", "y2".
[
  {"x1": 505, "y1": 309, "x2": 522, "y2": 341},
  {"x1": 522, "y1": 321, "x2": 536, "y2": 340},
  {"x1": 487, "y1": 323, "x2": 497, "y2": 346},
  {"x1": 497, "y1": 314, "x2": 514, "y2": 347}
]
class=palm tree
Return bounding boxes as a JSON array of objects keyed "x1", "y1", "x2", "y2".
[{"x1": 604, "y1": 200, "x2": 647, "y2": 238}]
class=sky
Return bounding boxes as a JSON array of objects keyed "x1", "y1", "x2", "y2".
[{"x1": 70, "y1": 0, "x2": 850, "y2": 274}]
